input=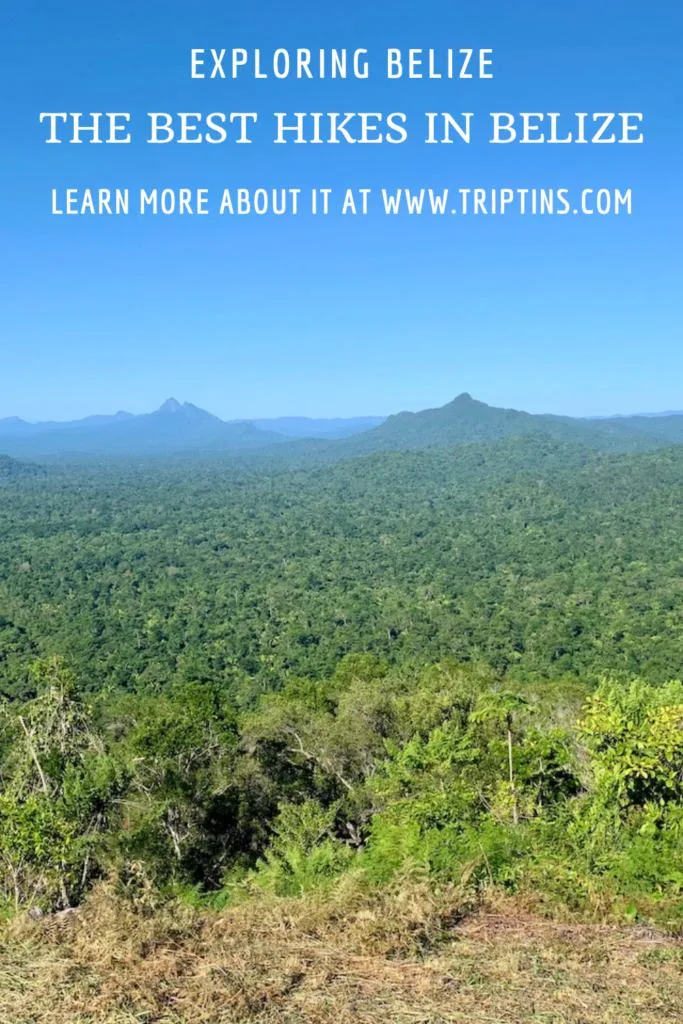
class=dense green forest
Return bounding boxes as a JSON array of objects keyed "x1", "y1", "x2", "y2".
[
  {"x1": 0, "y1": 429, "x2": 681, "y2": 933},
  {"x1": 1, "y1": 437, "x2": 682, "y2": 697}
]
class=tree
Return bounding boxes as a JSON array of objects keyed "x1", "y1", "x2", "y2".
[
  {"x1": 0, "y1": 658, "x2": 123, "y2": 910},
  {"x1": 472, "y1": 692, "x2": 529, "y2": 825}
]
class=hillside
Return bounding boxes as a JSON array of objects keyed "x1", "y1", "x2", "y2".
[
  {"x1": 0, "y1": 453, "x2": 43, "y2": 480},
  {"x1": 593, "y1": 412, "x2": 683, "y2": 444},
  {"x1": 333, "y1": 392, "x2": 681, "y2": 456}
]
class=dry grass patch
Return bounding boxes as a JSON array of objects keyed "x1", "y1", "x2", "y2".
[{"x1": 1, "y1": 882, "x2": 681, "y2": 1023}]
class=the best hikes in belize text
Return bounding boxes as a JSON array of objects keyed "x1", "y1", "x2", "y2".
[{"x1": 38, "y1": 46, "x2": 645, "y2": 220}]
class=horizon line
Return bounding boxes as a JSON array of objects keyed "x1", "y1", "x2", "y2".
[{"x1": 2, "y1": 393, "x2": 683, "y2": 428}]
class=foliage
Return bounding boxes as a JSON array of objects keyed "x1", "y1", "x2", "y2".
[
  {"x1": 3, "y1": 440, "x2": 683, "y2": 703},
  {"x1": 0, "y1": 437, "x2": 682, "y2": 927},
  {"x1": 579, "y1": 678, "x2": 683, "y2": 806},
  {"x1": 0, "y1": 658, "x2": 124, "y2": 910}
]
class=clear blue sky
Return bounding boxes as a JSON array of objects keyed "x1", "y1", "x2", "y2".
[{"x1": 1, "y1": 0, "x2": 681, "y2": 421}]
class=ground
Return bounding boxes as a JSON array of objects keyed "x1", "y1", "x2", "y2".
[{"x1": 1, "y1": 885, "x2": 681, "y2": 1023}]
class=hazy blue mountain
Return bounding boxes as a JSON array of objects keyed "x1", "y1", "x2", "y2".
[
  {"x1": 590, "y1": 410, "x2": 683, "y2": 419},
  {"x1": 587, "y1": 413, "x2": 683, "y2": 444},
  {"x1": 2, "y1": 393, "x2": 682, "y2": 462},
  {"x1": 0, "y1": 417, "x2": 32, "y2": 435},
  {"x1": 249, "y1": 415, "x2": 385, "y2": 439},
  {"x1": 0, "y1": 406, "x2": 386, "y2": 443},
  {"x1": 0, "y1": 400, "x2": 283, "y2": 458},
  {"x1": 0, "y1": 411, "x2": 134, "y2": 435}
]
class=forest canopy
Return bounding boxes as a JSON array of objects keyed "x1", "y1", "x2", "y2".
[
  {"x1": 1, "y1": 437, "x2": 682, "y2": 699},
  {"x1": 0, "y1": 432, "x2": 681, "y2": 929}
]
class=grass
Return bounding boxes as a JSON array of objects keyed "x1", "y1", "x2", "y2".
[{"x1": 0, "y1": 880, "x2": 681, "y2": 1023}]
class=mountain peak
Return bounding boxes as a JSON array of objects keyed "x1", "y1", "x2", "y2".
[{"x1": 158, "y1": 398, "x2": 183, "y2": 414}]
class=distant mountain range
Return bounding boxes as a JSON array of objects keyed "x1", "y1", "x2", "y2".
[
  {"x1": 0, "y1": 400, "x2": 384, "y2": 457},
  {"x1": 0, "y1": 399, "x2": 284, "y2": 457},
  {"x1": 248, "y1": 416, "x2": 385, "y2": 439},
  {"x1": 2, "y1": 394, "x2": 683, "y2": 461},
  {"x1": 0, "y1": 410, "x2": 135, "y2": 435}
]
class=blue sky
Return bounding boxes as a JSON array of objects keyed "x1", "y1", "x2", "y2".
[{"x1": 1, "y1": 0, "x2": 681, "y2": 421}]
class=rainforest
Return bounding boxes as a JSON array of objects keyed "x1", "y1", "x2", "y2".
[{"x1": 0, "y1": 395, "x2": 681, "y2": 1022}]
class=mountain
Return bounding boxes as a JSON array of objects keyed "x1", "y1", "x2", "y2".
[
  {"x1": 588, "y1": 413, "x2": 683, "y2": 445},
  {"x1": 0, "y1": 400, "x2": 284, "y2": 458},
  {"x1": 0, "y1": 416, "x2": 32, "y2": 435},
  {"x1": 350, "y1": 393, "x2": 545, "y2": 450},
  {"x1": 0, "y1": 411, "x2": 134, "y2": 435},
  {"x1": 591, "y1": 410, "x2": 683, "y2": 419},
  {"x1": 249, "y1": 416, "x2": 385, "y2": 439},
  {"x1": 0, "y1": 408, "x2": 385, "y2": 443},
  {"x1": 328, "y1": 393, "x2": 661, "y2": 456},
  {"x1": 2, "y1": 394, "x2": 683, "y2": 462}
]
